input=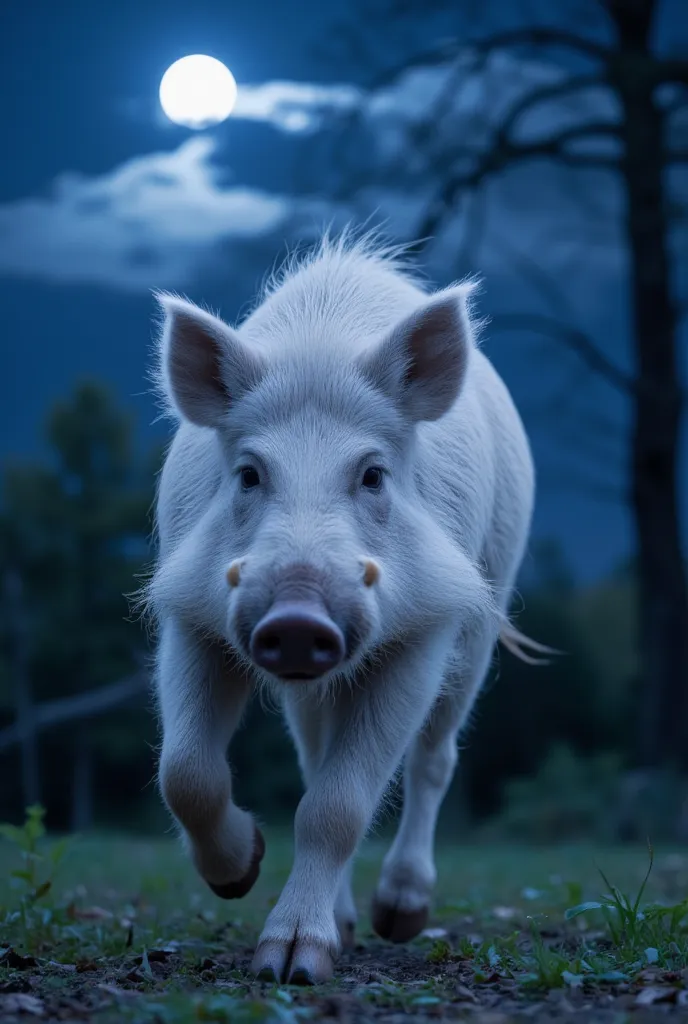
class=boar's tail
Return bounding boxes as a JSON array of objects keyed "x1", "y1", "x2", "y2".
[{"x1": 498, "y1": 621, "x2": 563, "y2": 666}]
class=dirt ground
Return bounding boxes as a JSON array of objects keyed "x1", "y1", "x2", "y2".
[{"x1": 2, "y1": 831, "x2": 688, "y2": 1022}]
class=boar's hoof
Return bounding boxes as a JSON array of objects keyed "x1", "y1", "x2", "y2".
[
  {"x1": 252, "y1": 939, "x2": 334, "y2": 985},
  {"x1": 337, "y1": 918, "x2": 356, "y2": 950},
  {"x1": 371, "y1": 897, "x2": 429, "y2": 943},
  {"x1": 207, "y1": 826, "x2": 265, "y2": 900}
]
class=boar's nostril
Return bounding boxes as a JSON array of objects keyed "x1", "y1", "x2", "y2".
[
  {"x1": 250, "y1": 600, "x2": 345, "y2": 680},
  {"x1": 256, "y1": 634, "x2": 281, "y2": 665}
]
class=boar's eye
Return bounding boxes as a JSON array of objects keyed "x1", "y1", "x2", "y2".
[
  {"x1": 240, "y1": 466, "x2": 260, "y2": 490},
  {"x1": 361, "y1": 466, "x2": 384, "y2": 490}
]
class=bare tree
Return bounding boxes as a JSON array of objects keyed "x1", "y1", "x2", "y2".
[
  {"x1": 2, "y1": 569, "x2": 40, "y2": 807},
  {"x1": 329, "y1": 0, "x2": 687, "y2": 770}
]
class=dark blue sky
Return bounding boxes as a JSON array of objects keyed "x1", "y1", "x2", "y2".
[{"x1": 1, "y1": 0, "x2": 687, "y2": 584}]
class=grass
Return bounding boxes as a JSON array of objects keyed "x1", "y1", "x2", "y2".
[{"x1": 2, "y1": 808, "x2": 688, "y2": 1020}]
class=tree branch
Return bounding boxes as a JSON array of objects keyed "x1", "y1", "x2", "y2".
[
  {"x1": 363, "y1": 24, "x2": 609, "y2": 93},
  {"x1": 470, "y1": 121, "x2": 621, "y2": 176},
  {"x1": 489, "y1": 312, "x2": 635, "y2": 395},
  {"x1": 0, "y1": 671, "x2": 150, "y2": 753},
  {"x1": 493, "y1": 73, "x2": 610, "y2": 152},
  {"x1": 468, "y1": 26, "x2": 611, "y2": 62},
  {"x1": 417, "y1": 123, "x2": 620, "y2": 240}
]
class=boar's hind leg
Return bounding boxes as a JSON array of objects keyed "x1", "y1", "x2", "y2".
[
  {"x1": 156, "y1": 619, "x2": 264, "y2": 898},
  {"x1": 251, "y1": 633, "x2": 453, "y2": 986},
  {"x1": 372, "y1": 629, "x2": 497, "y2": 942}
]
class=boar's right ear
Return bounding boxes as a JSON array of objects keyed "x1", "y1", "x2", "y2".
[
  {"x1": 155, "y1": 294, "x2": 265, "y2": 428},
  {"x1": 356, "y1": 285, "x2": 475, "y2": 423}
]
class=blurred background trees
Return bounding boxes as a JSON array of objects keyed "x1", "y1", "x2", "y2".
[{"x1": 0, "y1": 383, "x2": 156, "y2": 830}]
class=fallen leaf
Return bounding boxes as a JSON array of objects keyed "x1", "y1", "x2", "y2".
[
  {"x1": 0, "y1": 993, "x2": 45, "y2": 1016},
  {"x1": 74, "y1": 906, "x2": 113, "y2": 920},
  {"x1": 367, "y1": 971, "x2": 393, "y2": 984},
  {"x1": 636, "y1": 967, "x2": 661, "y2": 983},
  {"x1": 492, "y1": 906, "x2": 516, "y2": 920},
  {"x1": 0, "y1": 949, "x2": 37, "y2": 970},
  {"x1": 145, "y1": 949, "x2": 172, "y2": 963},
  {"x1": 97, "y1": 984, "x2": 139, "y2": 999},
  {"x1": 636, "y1": 986, "x2": 677, "y2": 1006},
  {"x1": 474, "y1": 970, "x2": 501, "y2": 984},
  {"x1": 75, "y1": 960, "x2": 99, "y2": 973}
]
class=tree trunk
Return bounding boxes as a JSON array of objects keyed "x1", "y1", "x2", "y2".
[
  {"x1": 71, "y1": 731, "x2": 94, "y2": 832},
  {"x1": 613, "y1": 3, "x2": 688, "y2": 769},
  {"x1": 3, "y1": 569, "x2": 41, "y2": 807}
]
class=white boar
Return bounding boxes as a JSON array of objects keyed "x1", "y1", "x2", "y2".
[{"x1": 146, "y1": 232, "x2": 548, "y2": 985}]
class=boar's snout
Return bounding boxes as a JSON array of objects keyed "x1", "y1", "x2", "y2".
[{"x1": 250, "y1": 599, "x2": 346, "y2": 681}]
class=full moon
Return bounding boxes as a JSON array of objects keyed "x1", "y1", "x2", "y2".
[{"x1": 159, "y1": 55, "x2": 237, "y2": 129}]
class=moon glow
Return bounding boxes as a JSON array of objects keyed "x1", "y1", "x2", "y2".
[{"x1": 159, "y1": 55, "x2": 237, "y2": 129}]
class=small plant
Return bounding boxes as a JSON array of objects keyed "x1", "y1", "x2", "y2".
[
  {"x1": 564, "y1": 842, "x2": 688, "y2": 975},
  {"x1": 0, "y1": 804, "x2": 72, "y2": 951},
  {"x1": 426, "y1": 938, "x2": 453, "y2": 963}
]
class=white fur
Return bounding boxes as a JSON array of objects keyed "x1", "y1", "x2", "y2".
[{"x1": 146, "y1": 230, "x2": 536, "y2": 981}]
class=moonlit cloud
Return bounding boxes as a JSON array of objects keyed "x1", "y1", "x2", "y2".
[
  {"x1": 0, "y1": 137, "x2": 306, "y2": 292},
  {"x1": 233, "y1": 81, "x2": 361, "y2": 132},
  {"x1": 0, "y1": 51, "x2": 676, "y2": 297}
]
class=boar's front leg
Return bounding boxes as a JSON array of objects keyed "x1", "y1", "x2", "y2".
[
  {"x1": 281, "y1": 695, "x2": 358, "y2": 950},
  {"x1": 156, "y1": 619, "x2": 264, "y2": 897},
  {"x1": 251, "y1": 633, "x2": 454, "y2": 985}
]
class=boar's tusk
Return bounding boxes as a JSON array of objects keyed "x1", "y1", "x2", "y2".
[
  {"x1": 361, "y1": 558, "x2": 381, "y2": 587},
  {"x1": 226, "y1": 560, "x2": 243, "y2": 588}
]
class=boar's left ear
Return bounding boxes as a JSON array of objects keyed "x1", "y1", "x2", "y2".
[
  {"x1": 357, "y1": 285, "x2": 476, "y2": 422},
  {"x1": 155, "y1": 294, "x2": 266, "y2": 428}
]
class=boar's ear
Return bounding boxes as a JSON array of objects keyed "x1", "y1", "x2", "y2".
[
  {"x1": 155, "y1": 294, "x2": 265, "y2": 428},
  {"x1": 357, "y1": 285, "x2": 475, "y2": 422}
]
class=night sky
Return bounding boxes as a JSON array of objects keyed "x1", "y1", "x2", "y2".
[{"x1": 2, "y1": 0, "x2": 687, "y2": 584}]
